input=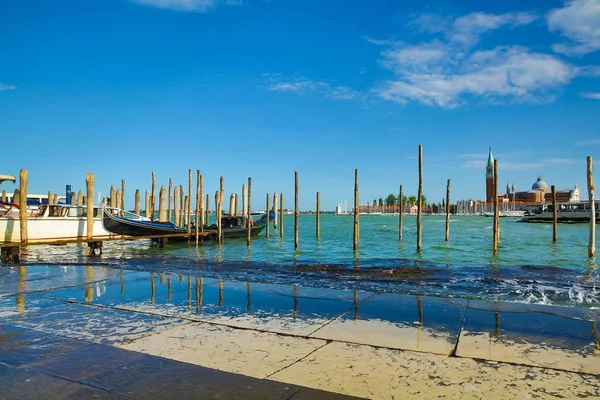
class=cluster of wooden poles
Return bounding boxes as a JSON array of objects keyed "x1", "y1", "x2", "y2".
[{"x1": 5, "y1": 149, "x2": 597, "y2": 259}]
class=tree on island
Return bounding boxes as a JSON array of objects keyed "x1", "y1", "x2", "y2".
[{"x1": 385, "y1": 193, "x2": 396, "y2": 207}]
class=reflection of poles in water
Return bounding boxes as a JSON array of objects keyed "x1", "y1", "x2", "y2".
[
  {"x1": 219, "y1": 280, "x2": 224, "y2": 307},
  {"x1": 293, "y1": 284, "x2": 299, "y2": 321},
  {"x1": 187, "y1": 276, "x2": 192, "y2": 311},
  {"x1": 120, "y1": 270, "x2": 125, "y2": 295},
  {"x1": 179, "y1": 275, "x2": 184, "y2": 284},
  {"x1": 494, "y1": 312, "x2": 500, "y2": 341},
  {"x1": 247, "y1": 282, "x2": 252, "y2": 311},
  {"x1": 353, "y1": 290, "x2": 359, "y2": 321},
  {"x1": 416, "y1": 296, "x2": 423, "y2": 349},
  {"x1": 591, "y1": 322, "x2": 599, "y2": 352},
  {"x1": 16, "y1": 266, "x2": 27, "y2": 312},
  {"x1": 196, "y1": 277, "x2": 203, "y2": 310},
  {"x1": 159, "y1": 274, "x2": 166, "y2": 285},
  {"x1": 167, "y1": 276, "x2": 172, "y2": 301},
  {"x1": 151, "y1": 272, "x2": 155, "y2": 306},
  {"x1": 85, "y1": 266, "x2": 94, "y2": 302}
]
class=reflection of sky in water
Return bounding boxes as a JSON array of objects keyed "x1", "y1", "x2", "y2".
[{"x1": 7, "y1": 214, "x2": 600, "y2": 307}]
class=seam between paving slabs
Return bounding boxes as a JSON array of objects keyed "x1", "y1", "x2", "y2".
[
  {"x1": 263, "y1": 340, "x2": 333, "y2": 379},
  {"x1": 449, "y1": 298, "x2": 469, "y2": 357}
]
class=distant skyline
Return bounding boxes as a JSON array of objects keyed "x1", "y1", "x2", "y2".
[{"x1": 1, "y1": 0, "x2": 599, "y2": 209}]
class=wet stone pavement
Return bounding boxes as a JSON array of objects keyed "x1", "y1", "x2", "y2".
[{"x1": 1, "y1": 264, "x2": 599, "y2": 399}]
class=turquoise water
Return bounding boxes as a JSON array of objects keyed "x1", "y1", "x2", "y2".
[{"x1": 17, "y1": 214, "x2": 600, "y2": 308}]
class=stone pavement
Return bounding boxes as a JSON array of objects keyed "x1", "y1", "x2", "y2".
[{"x1": 1, "y1": 264, "x2": 599, "y2": 399}]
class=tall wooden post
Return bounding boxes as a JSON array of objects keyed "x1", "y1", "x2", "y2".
[
  {"x1": 195, "y1": 170, "x2": 201, "y2": 244},
  {"x1": 121, "y1": 179, "x2": 125, "y2": 215},
  {"x1": 445, "y1": 179, "x2": 451, "y2": 242},
  {"x1": 52, "y1": 194, "x2": 58, "y2": 205},
  {"x1": 205, "y1": 194, "x2": 210, "y2": 227},
  {"x1": 174, "y1": 189, "x2": 180, "y2": 226},
  {"x1": 77, "y1": 190, "x2": 83, "y2": 206},
  {"x1": 86, "y1": 172, "x2": 94, "y2": 239},
  {"x1": 280, "y1": 193, "x2": 284, "y2": 238},
  {"x1": 353, "y1": 169, "x2": 359, "y2": 251},
  {"x1": 229, "y1": 194, "x2": 235, "y2": 216},
  {"x1": 19, "y1": 170, "x2": 28, "y2": 244},
  {"x1": 199, "y1": 173, "x2": 204, "y2": 231},
  {"x1": 69, "y1": 192, "x2": 76, "y2": 206},
  {"x1": 588, "y1": 156, "x2": 596, "y2": 258},
  {"x1": 1, "y1": 190, "x2": 5, "y2": 202},
  {"x1": 145, "y1": 190, "x2": 150, "y2": 218},
  {"x1": 188, "y1": 170, "x2": 193, "y2": 235},
  {"x1": 247, "y1": 177, "x2": 252, "y2": 246},
  {"x1": 417, "y1": 145, "x2": 423, "y2": 253},
  {"x1": 47, "y1": 190, "x2": 52, "y2": 205},
  {"x1": 110, "y1": 185, "x2": 116, "y2": 208},
  {"x1": 179, "y1": 185, "x2": 184, "y2": 228},
  {"x1": 115, "y1": 190, "x2": 121, "y2": 213},
  {"x1": 151, "y1": 172, "x2": 156, "y2": 221},
  {"x1": 399, "y1": 185, "x2": 403, "y2": 241},
  {"x1": 552, "y1": 185, "x2": 557, "y2": 242},
  {"x1": 218, "y1": 177, "x2": 224, "y2": 243},
  {"x1": 266, "y1": 193, "x2": 270, "y2": 238},
  {"x1": 134, "y1": 189, "x2": 140, "y2": 215},
  {"x1": 493, "y1": 159, "x2": 499, "y2": 256},
  {"x1": 294, "y1": 171, "x2": 299, "y2": 250},
  {"x1": 234, "y1": 194, "x2": 238, "y2": 217},
  {"x1": 159, "y1": 185, "x2": 167, "y2": 222},
  {"x1": 168, "y1": 178, "x2": 173, "y2": 223},
  {"x1": 316, "y1": 192, "x2": 320, "y2": 239},
  {"x1": 273, "y1": 193, "x2": 278, "y2": 229},
  {"x1": 184, "y1": 196, "x2": 189, "y2": 229},
  {"x1": 242, "y1": 184, "x2": 247, "y2": 217}
]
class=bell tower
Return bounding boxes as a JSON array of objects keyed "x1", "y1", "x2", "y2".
[{"x1": 485, "y1": 148, "x2": 494, "y2": 203}]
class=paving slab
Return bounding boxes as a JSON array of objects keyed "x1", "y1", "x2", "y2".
[
  {"x1": 120, "y1": 321, "x2": 328, "y2": 379},
  {"x1": 5, "y1": 302, "x2": 185, "y2": 345},
  {"x1": 309, "y1": 294, "x2": 465, "y2": 355},
  {"x1": 119, "y1": 281, "x2": 369, "y2": 336},
  {"x1": 269, "y1": 341, "x2": 600, "y2": 400},
  {"x1": 457, "y1": 302, "x2": 600, "y2": 374},
  {"x1": 0, "y1": 363, "x2": 121, "y2": 400}
]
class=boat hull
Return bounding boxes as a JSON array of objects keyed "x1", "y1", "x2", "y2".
[
  {"x1": 103, "y1": 209, "x2": 187, "y2": 236},
  {"x1": 0, "y1": 216, "x2": 117, "y2": 243}
]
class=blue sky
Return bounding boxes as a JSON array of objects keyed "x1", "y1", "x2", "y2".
[{"x1": 1, "y1": 0, "x2": 599, "y2": 209}]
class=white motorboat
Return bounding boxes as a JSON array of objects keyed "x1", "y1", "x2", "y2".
[
  {"x1": 0, "y1": 203, "x2": 122, "y2": 243},
  {"x1": 521, "y1": 201, "x2": 600, "y2": 223}
]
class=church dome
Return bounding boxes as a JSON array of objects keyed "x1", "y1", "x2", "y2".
[{"x1": 532, "y1": 176, "x2": 548, "y2": 192}]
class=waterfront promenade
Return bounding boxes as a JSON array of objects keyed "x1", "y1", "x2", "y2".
[{"x1": 1, "y1": 262, "x2": 599, "y2": 399}]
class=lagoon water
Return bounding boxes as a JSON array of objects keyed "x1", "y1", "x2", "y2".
[{"x1": 21, "y1": 214, "x2": 600, "y2": 308}]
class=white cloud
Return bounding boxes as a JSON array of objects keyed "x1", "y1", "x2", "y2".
[
  {"x1": 130, "y1": 0, "x2": 237, "y2": 12},
  {"x1": 580, "y1": 92, "x2": 600, "y2": 99},
  {"x1": 548, "y1": 0, "x2": 600, "y2": 55},
  {"x1": 458, "y1": 153, "x2": 488, "y2": 159},
  {"x1": 375, "y1": 45, "x2": 576, "y2": 108},
  {"x1": 545, "y1": 158, "x2": 576, "y2": 164},
  {"x1": 0, "y1": 82, "x2": 16, "y2": 91},
  {"x1": 576, "y1": 138, "x2": 600, "y2": 145},
  {"x1": 450, "y1": 12, "x2": 537, "y2": 46},
  {"x1": 265, "y1": 76, "x2": 359, "y2": 101}
]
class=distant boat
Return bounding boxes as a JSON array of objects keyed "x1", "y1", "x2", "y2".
[
  {"x1": 483, "y1": 210, "x2": 525, "y2": 218},
  {"x1": 521, "y1": 202, "x2": 600, "y2": 223}
]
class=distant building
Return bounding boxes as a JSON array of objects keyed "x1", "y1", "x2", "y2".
[{"x1": 485, "y1": 148, "x2": 495, "y2": 203}]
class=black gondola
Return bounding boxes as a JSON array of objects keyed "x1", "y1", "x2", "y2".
[{"x1": 102, "y1": 208, "x2": 187, "y2": 236}]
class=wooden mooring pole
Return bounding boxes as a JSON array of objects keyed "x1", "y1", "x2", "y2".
[
  {"x1": 19, "y1": 170, "x2": 28, "y2": 245},
  {"x1": 77, "y1": 190, "x2": 83, "y2": 206},
  {"x1": 145, "y1": 190, "x2": 150, "y2": 218},
  {"x1": 205, "y1": 194, "x2": 210, "y2": 227},
  {"x1": 242, "y1": 184, "x2": 247, "y2": 217},
  {"x1": 159, "y1": 186, "x2": 166, "y2": 222},
  {"x1": 168, "y1": 178, "x2": 173, "y2": 223},
  {"x1": 151, "y1": 172, "x2": 156, "y2": 221},
  {"x1": 174, "y1": 189, "x2": 180, "y2": 226},
  {"x1": 445, "y1": 179, "x2": 450, "y2": 242},
  {"x1": 229, "y1": 194, "x2": 235, "y2": 217},
  {"x1": 121, "y1": 179, "x2": 125, "y2": 215},
  {"x1": 188, "y1": 170, "x2": 193, "y2": 236},
  {"x1": 86, "y1": 172, "x2": 94, "y2": 239},
  {"x1": 218, "y1": 177, "x2": 224, "y2": 243},
  {"x1": 399, "y1": 185, "x2": 403, "y2": 241},
  {"x1": 353, "y1": 169, "x2": 359, "y2": 251},
  {"x1": 199, "y1": 173, "x2": 204, "y2": 231},
  {"x1": 316, "y1": 192, "x2": 320, "y2": 239},
  {"x1": 195, "y1": 170, "x2": 201, "y2": 245},
  {"x1": 134, "y1": 189, "x2": 140, "y2": 215},
  {"x1": 294, "y1": 171, "x2": 299, "y2": 250},
  {"x1": 179, "y1": 185, "x2": 184, "y2": 228},
  {"x1": 273, "y1": 193, "x2": 278, "y2": 229},
  {"x1": 493, "y1": 159, "x2": 499, "y2": 256},
  {"x1": 247, "y1": 177, "x2": 252, "y2": 247},
  {"x1": 280, "y1": 193, "x2": 284, "y2": 238},
  {"x1": 110, "y1": 185, "x2": 116, "y2": 208},
  {"x1": 266, "y1": 193, "x2": 270, "y2": 238},
  {"x1": 234, "y1": 194, "x2": 238, "y2": 217},
  {"x1": 588, "y1": 156, "x2": 596, "y2": 258},
  {"x1": 417, "y1": 145, "x2": 423, "y2": 253},
  {"x1": 552, "y1": 185, "x2": 557, "y2": 242}
]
